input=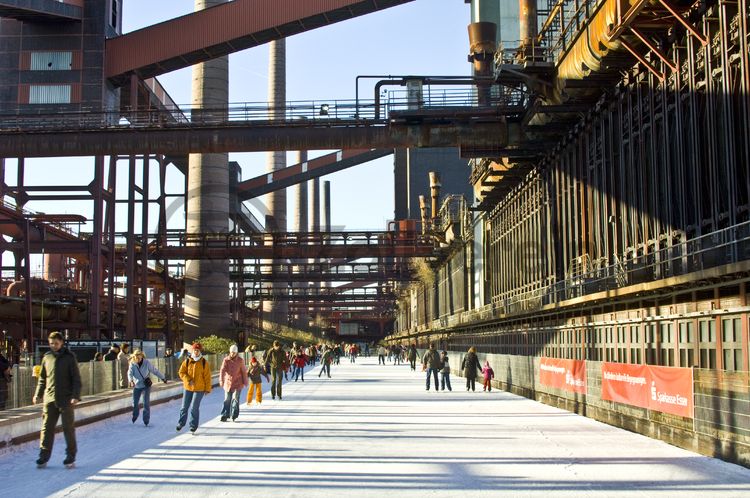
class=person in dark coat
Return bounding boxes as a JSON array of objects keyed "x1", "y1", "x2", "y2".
[
  {"x1": 264, "y1": 341, "x2": 287, "y2": 400},
  {"x1": 33, "y1": 331, "x2": 82, "y2": 468},
  {"x1": 422, "y1": 344, "x2": 441, "y2": 391},
  {"x1": 407, "y1": 344, "x2": 418, "y2": 371},
  {"x1": 0, "y1": 349, "x2": 11, "y2": 410},
  {"x1": 461, "y1": 346, "x2": 482, "y2": 392},
  {"x1": 103, "y1": 344, "x2": 119, "y2": 361}
]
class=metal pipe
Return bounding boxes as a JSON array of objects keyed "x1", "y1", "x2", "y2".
[
  {"x1": 468, "y1": 22, "x2": 497, "y2": 105},
  {"x1": 294, "y1": 150, "x2": 308, "y2": 232},
  {"x1": 419, "y1": 195, "x2": 428, "y2": 233},
  {"x1": 429, "y1": 172, "x2": 441, "y2": 222},
  {"x1": 323, "y1": 180, "x2": 331, "y2": 233},
  {"x1": 519, "y1": 0, "x2": 537, "y2": 57}
]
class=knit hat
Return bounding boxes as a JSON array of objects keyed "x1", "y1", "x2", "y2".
[
  {"x1": 250, "y1": 357, "x2": 258, "y2": 364},
  {"x1": 229, "y1": 344, "x2": 238, "y2": 354},
  {"x1": 192, "y1": 342, "x2": 203, "y2": 351}
]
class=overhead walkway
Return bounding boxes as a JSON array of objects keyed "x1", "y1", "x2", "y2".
[{"x1": 0, "y1": 358, "x2": 747, "y2": 497}]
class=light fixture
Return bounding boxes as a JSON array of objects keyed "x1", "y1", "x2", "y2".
[{"x1": 319, "y1": 104, "x2": 330, "y2": 116}]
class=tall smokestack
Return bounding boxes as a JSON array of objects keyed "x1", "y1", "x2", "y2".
[
  {"x1": 294, "y1": 151, "x2": 308, "y2": 233},
  {"x1": 468, "y1": 21, "x2": 497, "y2": 105},
  {"x1": 263, "y1": 39, "x2": 288, "y2": 326},
  {"x1": 310, "y1": 178, "x2": 320, "y2": 232},
  {"x1": 429, "y1": 171, "x2": 442, "y2": 222},
  {"x1": 184, "y1": 0, "x2": 231, "y2": 345},
  {"x1": 323, "y1": 181, "x2": 331, "y2": 233},
  {"x1": 519, "y1": 0, "x2": 538, "y2": 59}
]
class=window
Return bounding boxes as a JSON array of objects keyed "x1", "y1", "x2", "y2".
[
  {"x1": 721, "y1": 317, "x2": 743, "y2": 371},
  {"x1": 660, "y1": 323, "x2": 674, "y2": 366},
  {"x1": 645, "y1": 324, "x2": 658, "y2": 365},
  {"x1": 30, "y1": 51, "x2": 72, "y2": 71},
  {"x1": 699, "y1": 319, "x2": 717, "y2": 369},
  {"x1": 630, "y1": 325, "x2": 642, "y2": 364},
  {"x1": 29, "y1": 85, "x2": 71, "y2": 104},
  {"x1": 678, "y1": 321, "x2": 696, "y2": 367}
]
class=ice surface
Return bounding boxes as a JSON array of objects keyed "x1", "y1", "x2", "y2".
[{"x1": 1, "y1": 358, "x2": 749, "y2": 497}]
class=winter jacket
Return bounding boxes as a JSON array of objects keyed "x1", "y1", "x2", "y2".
[
  {"x1": 103, "y1": 350, "x2": 118, "y2": 361},
  {"x1": 179, "y1": 356, "x2": 212, "y2": 393},
  {"x1": 0, "y1": 354, "x2": 10, "y2": 384},
  {"x1": 117, "y1": 351, "x2": 129, "y2": 388},
  {"x1": 461, "y1": 352, "x2": 482, "y2": 378},
  {"x1": 407, "y1": 347, "x2": 417, "y2": 361},
  {"x1": 34, "y1": 347, "x2": 82, "y2": 407},
  {"x1": 247, "y1": 363, "x2": 269, "y2": 384},
  {"x1": 127, "y1": 359, "x2": 165, "y2": 389},
  {"x1": 377, "y1": 347, "x2": 387, "y2": 356},
  {"x1": 294, "y1": 354, "x2": 308, "y2": 368},
  {"x1": 422, "y1": 348, "x2": 441, "y2": 370},
  {"x1": 219, "y1": 355, "x2": 248, "y2": 391},
  {"x1": 482, "y1": 366, "x2": 494, "y2": 381},
  {"x1": 440, "y1": 357, "x2": 451, "y2": 375},
  {"x1": 321, "y1": 350, "x2": 333, "y2": 365},
  {"x1": 265, "y1": 347, "x2": 287, "y2": 371}
]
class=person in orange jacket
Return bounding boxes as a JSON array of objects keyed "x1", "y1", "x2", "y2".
[{"x1": 176, "y1": 343, "x2": 212, "y2": 433}]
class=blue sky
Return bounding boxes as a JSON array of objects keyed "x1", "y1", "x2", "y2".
[{"x1": 12, "y1": 0, "x2": 472, "y2": 249}]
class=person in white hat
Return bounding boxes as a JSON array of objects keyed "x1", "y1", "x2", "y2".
[{"x1": 219, "y1": 344, "x2": 248, "y2": 422}]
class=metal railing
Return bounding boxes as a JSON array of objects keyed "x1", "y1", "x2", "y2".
[{"x1": 0, "y1": 86, "x2": 522, "y2": 132}]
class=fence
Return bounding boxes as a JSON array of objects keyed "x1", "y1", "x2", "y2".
[{"x1": 3, "y1": 353, "x2": 257, "y2": 411}]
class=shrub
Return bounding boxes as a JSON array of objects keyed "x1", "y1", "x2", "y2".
[{"x1": 194, "y1": 335, "x2": 236, "y2": 355}]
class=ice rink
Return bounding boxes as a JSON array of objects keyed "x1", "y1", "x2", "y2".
[{"x1": 1, "y1": 357, "x2": 749, "y2": 497}]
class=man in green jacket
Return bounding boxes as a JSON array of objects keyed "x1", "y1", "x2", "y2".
[
  {"x1": 264, "y1": 341, "x2": 287, "y2": 400},
  {"x1": 33, "y1": 331, "x2": 82, "y2": 468},
  {"x1": 422, "y1": 343, "x2": 442, "y2": 391}
]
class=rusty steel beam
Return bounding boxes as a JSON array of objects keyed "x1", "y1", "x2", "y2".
[
  {"x1": 105, "y1": 0, "x2": 415, "y2": 85},
  {"x1": 0, "y1": 121, "x2": 508, "y2": 158},
  {"x1": 237, "y1": 148, "x2": 393, "y2": 200}
]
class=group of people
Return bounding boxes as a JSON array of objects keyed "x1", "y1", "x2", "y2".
[
  {"x1": 376, "y1": 344, "x2": 418, "y2": 368},
  {"x1": 420, "y1": 344, "x2": 495, "y2": 392}
]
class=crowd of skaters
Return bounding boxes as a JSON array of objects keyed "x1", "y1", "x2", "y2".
[{"x1": 27, "y1": 332, "x2": 494, "y2": 470}]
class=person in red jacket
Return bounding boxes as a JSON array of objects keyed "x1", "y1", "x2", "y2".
[
  {"x1": 293, "y1": 350, "x2": 308, "y2": 382},
  {"x1": 482, "y1": 360, "x2": 495, "y2": 392},
  {"x1": 219, "y1": 344, "x2": 248, "y2": 422}
]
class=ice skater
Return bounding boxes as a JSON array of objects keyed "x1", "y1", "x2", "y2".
[
  {"x1": 440, "y1": 351, "x2": 452, "y2": 392},
  {"x1": 33, "y1": 331, "x2": 81, "y2": 469},
  {"x1": 128, "y1": 349, "x2": 167, "y2": 426},
  {"x1": 422, "y1": 343, "x2": 441, "y2": 391},
  {"x1": 482, "y1": 360, "x2": 495, "y2": 392},
  {"x1": 407, "y1": 344, "x2": 417, "y2": 371},
  {"x1": 461, "y1": 347, "x2": 482, "y2": 392},
  {"x1": 246, "y1": 357, "x2": 269, "y2": 406},
  {"x1": 318, "y1": 346, "x2": 332, "y2": 378},
  {"x1": 176, "y1": 343, "x2": 212, "y2": 433},
  {"x1": 294, "y1": 349, "x2": 307, "y2": 382},
  {"x1": 219, "y1": 344, "x2": 248, "y2": 422}
]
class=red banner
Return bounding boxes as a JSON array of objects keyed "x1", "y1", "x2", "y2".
[
  {"x1": 539, "y1": 357, "x2": 587, "y2": 394},
  {"x1": 601, "y1": 362, "x2": 693, "y2": 418},
  {"x1": 648, "y1": 365, "x2": 694, "y2": 418},
  {"x1": 601, "y1": 362, "x2": 650, "y2": 408}
]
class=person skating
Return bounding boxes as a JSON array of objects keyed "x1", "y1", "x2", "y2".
[
  {"x1": 33, "y1": 331, "x2": 81, "y2": 469},
  {"x1": 439, "y1": 351, "x2": 452, "y2": 392},
  {"x1": 318, "y1": 346, "x2": 332, "y2": 378},
  {"x1": 176, "y1": 343, "x2": 212, "y2": 433},
  {"x1": 377, "y1": 345, "x2": 387, "y2": 365},
  {"x1": 422, "y1": 343, "x2": 441, "y2": 391},
  {"x1": 246, "y1": 357, "x2": 269, "y2": 406},
  {"x1": 219, "y1": 344, "x2": 248, "y2": 422},
  {"x1": 407, "y1": 344, "x2": 418, "y2": 371},
  {"x1": 128, "y1": 349, "x2": 167, "y2": 426},
  {"x1": 461, "y1": 347, "x2": 482, "y2": 392},
  {"x1": 482, "y1": 360, "x2": 495, "y2": 392},
  {"x1": 265, "y1": 341, "x2": 286, "y2": 400},
  {"x1": 293, "y1": 349, "x2": 307, "y2": 382},
  {"x1": 349, "y1": 344, "x2": 357, "y2": 363}
]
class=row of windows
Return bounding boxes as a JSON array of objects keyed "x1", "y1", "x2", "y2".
[{"x1": 444, "y1": 315, "x2": 748, "y2": 371}]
